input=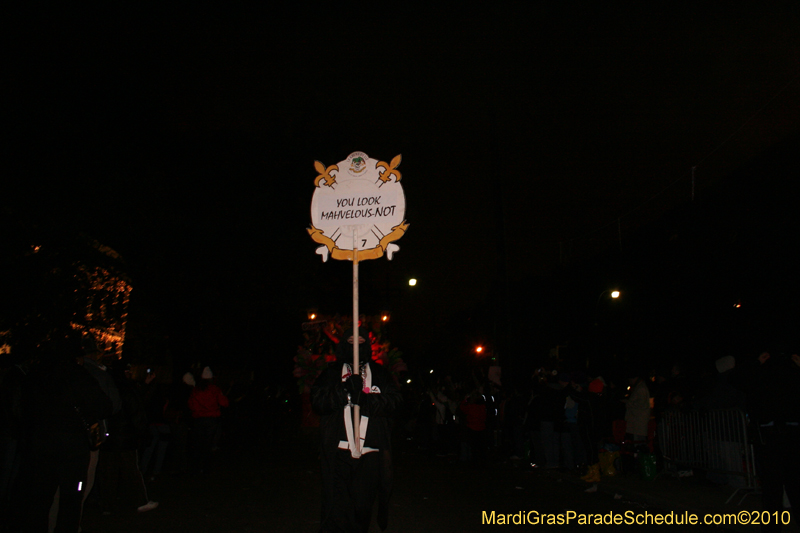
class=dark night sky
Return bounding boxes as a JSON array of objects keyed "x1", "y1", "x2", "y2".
[{"x1": 5, "y1": 4, "x2": 800, "y2": 377}]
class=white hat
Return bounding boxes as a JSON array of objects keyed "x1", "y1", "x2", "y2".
[
  {"x1": 182, "y1": 372, "x2": 196, "y2": 387},
  {"x1": 715, "y1": 356, "x2": 735, "y2": 373},
  {"x1": 201, "y1": 366, "x2": 213, "y2": 380}
]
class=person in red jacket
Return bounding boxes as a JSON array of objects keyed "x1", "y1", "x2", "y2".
[
  {"x1": 187, "y1": 367, "x2": 228, "y2": 474},
  {"x1": 459, "y1": 388, "x2": 488, "y2": 464}
]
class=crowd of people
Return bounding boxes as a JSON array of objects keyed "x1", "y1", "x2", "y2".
[
  {"x1": 410, "y1": 365, "x2": 655, "y2": 471},
  {"x1": 0, "y1": 332, "x2": 230, "y2": 533},
  {"x1": 406, "y1": 344, "x2": 798, "y2": 529},
  {"x1": 1, "y1": 330, "x2": 798, "y2": 533}
]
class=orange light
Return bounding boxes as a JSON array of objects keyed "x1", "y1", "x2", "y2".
[
  {"x1": 475, "y1": 346, "x2": 484, "y2": 354},
  {"x1": 382, "y1": 315, "x2": 389, "y2": 321},
  {"x1": 310, "y1": 313, "x2": 316, "y2": 320}
]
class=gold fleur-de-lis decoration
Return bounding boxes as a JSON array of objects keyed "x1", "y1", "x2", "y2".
[
  {"x1": 376, "y1": 154, "x2": 402, "y2": 183},
  {"x1": 313, "y1": 161, "x2": 339, "y2": 187}
]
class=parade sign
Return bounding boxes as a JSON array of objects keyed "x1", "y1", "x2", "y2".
[
  {"x1": 308, "y1": 151, "x2": 408, "y2": 262},
  {"x1": 307, "y1": 151, "x2": 409, "y2": 459}
]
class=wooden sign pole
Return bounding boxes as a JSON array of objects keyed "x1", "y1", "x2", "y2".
[{"x1": 351, "y1": 229, "x2": 362, "y2": 458}]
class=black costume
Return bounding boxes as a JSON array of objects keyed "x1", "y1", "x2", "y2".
[
  {"x1": 16, "y1": 352, "x2": 112, "y2": 532},
  {"x1": 737, "y1": 352, "x2": 800, "y2": 532},
  {"x1": 311, "y1": 328, "x2": 402, "y2": 533}
]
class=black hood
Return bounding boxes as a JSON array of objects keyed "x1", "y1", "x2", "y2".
[{"x1": 336, "y1": 327, "x2": 371, "y2": 365}]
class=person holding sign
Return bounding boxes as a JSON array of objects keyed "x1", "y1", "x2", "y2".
[
  {"x1": 311, "y1": 326, "x2": 402, "y2": 533},
  {"x1": 308, "y1": 151, "x2": 408, "y2": 532}
]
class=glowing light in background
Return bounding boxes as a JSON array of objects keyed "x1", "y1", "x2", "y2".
[
  {"x1": 70, "y1": 264, "x2": 132, "y2": 359},
  {"x1": 0, "y1": 328, "x2": 11, "y2": 354}
]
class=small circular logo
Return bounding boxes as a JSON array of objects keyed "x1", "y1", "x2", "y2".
[{"x1": 347, "y1": 151, "x2": 369, "y2": 177}]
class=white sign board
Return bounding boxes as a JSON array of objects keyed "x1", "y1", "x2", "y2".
[
  {"x1": 316, "y1": 184, "x2": 400, "y2": 227},
  {"x1": 309, "y1": 151, "x2": 408, "y2": 262}
]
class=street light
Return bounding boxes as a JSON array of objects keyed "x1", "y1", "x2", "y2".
[
  {"x1": 597, "y1": 289, "x2": 621, "y2": 304},
  {"x1": 595, "y1": 289, "x2": 621, "y2": 326}
]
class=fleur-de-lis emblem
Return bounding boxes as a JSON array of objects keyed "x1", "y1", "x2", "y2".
[
  {"x1": 313, "y1": 161, "x2": 339, "y2": 188},
  {"x1": 377, "y1": 154, "x2": 402, "y2": 183}
]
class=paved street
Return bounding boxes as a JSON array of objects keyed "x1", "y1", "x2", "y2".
[{"x1": 80, "y1": 429, "x2": 746, "y2": 533}]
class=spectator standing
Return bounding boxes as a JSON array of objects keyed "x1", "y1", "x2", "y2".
[
  {"x1": 522, "y1": 371, "x2": 549, "y2": 468},
  {"x1": 187, "y1": 367, "x2": 228, "y2": 474},
  {"x1": 564, "y1": 372, "x2": 594, "y2": 470},
  {"x1": 95, "y1": 363, "x2": 157, "y2": 514},
  {"x1": 654, "y1": 362, "x2": 692, "y2": 417},
  {"x1": 622, "y1": 372, "x2": 651, "y2": 446},
  {"x1": 78, "y1": 341, "x2": 121, "y2": 514},
  {"x1": 45, "y1": 338, "x2": 121, "y2": 531},
  {"x1": 14, "y1": 335, "x2": 112, "y2": 533},
  {"x1": 696, "y1": 356, "x2": 746, "y2": 411},
  {"x1": 737, "y1": 347, "x2": 800, "y2": 532},
  {"x1": 162, "y1": 372, "x2": 195, "y2": 475},
  {"x1": 578, "y1": 377, "x2": 609, "y2": 483},
  {"x1": 428, "y1": 385, "x2": 457, "y2": 456},
  {"x1": 559, "y1": 373, "x2": 585, "y2": 472},
  {"x1": 139, "y1": 369, "x2": 170, "y2": 481},
  {"x1": 0, "y1": 348, "x2": 33, "y2": 526},
  {"x1": 502, "y1": 387, "x2": 527, "y2": 461},
  {"x1": 458, "y1": 388, "x2": 488, "y2": 464},
  {"x1": 538, "y1": 373, "x2": 567, "y2": 469}
]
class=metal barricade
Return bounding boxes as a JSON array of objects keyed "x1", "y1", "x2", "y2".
[{"x1": 658, "y1": 409, "x2": 758, "y2": 504}]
